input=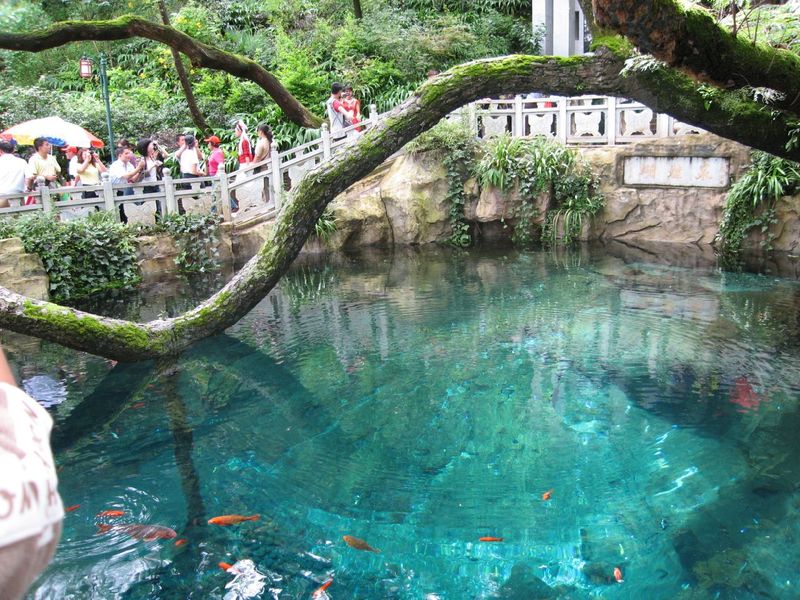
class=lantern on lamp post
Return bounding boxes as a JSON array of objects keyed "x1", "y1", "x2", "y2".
[
  {"x1": 79, "y1": 56, "x2": 93, "y2": 79},
  {"x1": 78, "y1": 54, "x2": 114, "y2": 157}
]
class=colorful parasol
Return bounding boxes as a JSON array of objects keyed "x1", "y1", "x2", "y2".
[{"x1": 1, "y1": 117, "x2": 105, "y2": 148}]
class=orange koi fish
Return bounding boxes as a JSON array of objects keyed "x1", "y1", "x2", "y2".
[
  {"x1": 219, "y1": 561, "x2": 234, "y2": 572},
  {"x1": 97, "y1": 510, "x2": 125, "y2": 518},
  {"x1": 313, "y1": 578, "x2": 334, "y2": 597},
  {"x1": 614, "y1": 567, "x2": 624, "y2": 583},
  {"x1": 132, "y1": 402, "x2": 146, "y2": 409},
  {"x1": 343, "y1": 535, "x2": 380, "y2": 553},
  {"x1": 65, "y1": 504, "x2": 81, "y2": 512},
  {"x1": 96, "y1": 523, "x2": 177, "y2": 541},
  {"x1": 208, "y1": 514, "x2": 260, "y2": 526},
  {"x1": 174, "y1": 538, "x2": 188, "y2": 547},
  {"x1": 478, "y1": 536, "x2": 503, "y2": 542},
  {"x1": 542, "y1": 489, "x2": 553, "y2": 501}
]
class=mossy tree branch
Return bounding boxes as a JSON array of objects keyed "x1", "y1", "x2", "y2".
[
  {"x1": 0, "y1": 16, "x2": 322, "y2": 128},
  {"x1": 0, "y1": 52, "x2": 797, "y2": 361},
  {"x1": 591, "y1": 0, "x2": 800, "y2": 114}
]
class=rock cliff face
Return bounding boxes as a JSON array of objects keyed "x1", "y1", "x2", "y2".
[
  {"x1": 0, "y1": 238, "x2": 49, "y2": 300},
  {"x1": 319, "y1": 133, "x2": 800, "y2": 253}
]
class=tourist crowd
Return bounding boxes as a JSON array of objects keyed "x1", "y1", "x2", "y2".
[
  {"x1": 0, "y1": 82, "x2": 366, "y2": 217},
  {"x1": 0, "y1": 119, "x2": 275, "y2": 221}
]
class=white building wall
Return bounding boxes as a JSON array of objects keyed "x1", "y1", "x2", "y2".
[{"x1": 532, "y1": 0, "x2": 585, "y2": 56}]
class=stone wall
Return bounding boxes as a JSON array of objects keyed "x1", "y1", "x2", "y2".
[
  {"x1": 0, "y1": 238, "x2": 49, "y2": 300},
  {"x1": 302, "y1": 133, "x2": 800, "y2": 253},
  {"x1": 582, "y1": 135, "x2": 751, "y2": 245}
]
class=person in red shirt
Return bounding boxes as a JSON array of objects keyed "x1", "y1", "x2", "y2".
[
  {"x1": 230, "y1": 120, "x2": 252, "y2": 211},
  {"x1": 341, "y1": 85, "x2": 363, "y2": 132},
  {"x1": 205, "y1": 135, "x2": 237, "y2": 213}
]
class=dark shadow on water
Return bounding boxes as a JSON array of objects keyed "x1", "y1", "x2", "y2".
[{"x1": 51, "y1": 360, "x2": 156, "y2": 452}]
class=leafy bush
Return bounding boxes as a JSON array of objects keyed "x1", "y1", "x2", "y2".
[
  {"x1": 475, "y1": 134, "x2": 603, "y2": 245},
  {"x1": 718, "y1": 151, "x2": 800, "y2": 255},
  {"x1": 274, "y1": 28, "x2": 330, "y2": 115},
  {"x1": 2, "y1": 211, "x2": 140, "y2": 302},
  {"x1": 173, "y1": 2, "x2": 223, "y2": 45}
]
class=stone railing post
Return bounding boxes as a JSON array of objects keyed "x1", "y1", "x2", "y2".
[
  {"x1": 468, "y1": 103, "x2": 478, "y2": 137},
  {"x1": 607, "y1": 96, "x2": 617, "y2": 145},
  {"x1": 219, "y1": 171, "x2": 231, "y2": 222},
  {"x1": 100, "y1": 172, "x2": 116, "y2": 220},
  {"x1": 321, "y1": 123, "x2": 331, "y2": 160},
  {"x1": 656, "y1": 113, "x2": 670, "y2": 138},
  {"x1": 270, "y1": 148, "x2": 282, "y2": 211},
  {"x1": 368, "y1": 103, "x2": 378, "y2": 129},
  {"x1": 162, "y1": 168, "x2": 177, "y2": 215},
  {"x1": 558, "y1": 97, "x2": 568, "y2": 143},
  {"x1": 514, "y1": 95, "x2": 524, "y2": 137},
  {"x1": 37, "y1": 177, "x2": 52, "y2": 213}
]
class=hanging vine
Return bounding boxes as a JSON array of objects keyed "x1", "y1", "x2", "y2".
[{"x1": 407, "y1": 120, "x2": 477, "y2": 247}]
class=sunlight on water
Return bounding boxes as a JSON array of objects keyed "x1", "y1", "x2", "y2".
[{"x1": 6, "y1": 243, "x2": 800, "y2": 599}]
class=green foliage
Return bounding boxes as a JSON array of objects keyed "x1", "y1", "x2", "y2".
[
  {"x1": 718, "y1": 151, "x2": 800, "y2": 255},
  {"x1": 400, "y1": 0, "x2": 530, "y2": 18},
  {"x1": 173, "y1": 2, "x2": 223, "y2": 45},
  {"x1": 620, "y1": 53, "x2": 668, "y2": 77},
  {"x1": 0, "y1": 0, "x2": 540, "y2": 147},
  {"x1": 475, "y1": 134, "x2": 603, "y2": 246},
  {"x1": 697, "y1": 84, "x2": 722, "y2": 111},
  {"x1": 313, "y1": 208, "x2": 337, "y2": 241},
  {"x1": 1, "y1": 211, "x2": 140, "y2": 302},
  {"x1": 408, "y1": 120, "x2": 477, "y2": 247},
  {"x1": 544, "y1": 161, "x2": 605, "y2": 246},
  {"x1": 274, "y1": 28, "x2": 329, "y2": 115},
  {"x1": 475, "y1": 134, "x2": 527, "y2": 191}
]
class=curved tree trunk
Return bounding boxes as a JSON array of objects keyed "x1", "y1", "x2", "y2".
[
  {"x1": 157, "y1": 0, "x2": 210, "y2": 135},
  {"x1": 0, "y1": 50, "x2": 797, "y2": 362},
  {"x1": 0, "y1": 17, "x2": 322, "y2": 128}
]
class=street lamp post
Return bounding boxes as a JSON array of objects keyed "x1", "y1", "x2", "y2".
[{"x1": 80, "y1": 53, "x2": 115, "y2": 157}]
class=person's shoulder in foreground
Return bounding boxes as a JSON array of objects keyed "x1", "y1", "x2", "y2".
[{"x1": 0, "y1": 347, "x2": 64, "y2": 600}]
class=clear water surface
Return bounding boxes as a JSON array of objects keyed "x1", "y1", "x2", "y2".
[{"x1": 7, "y1": 242, "x2": 800, "y2": 600}]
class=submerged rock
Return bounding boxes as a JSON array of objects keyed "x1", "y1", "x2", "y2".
[{"x1": 497, "y1": 564, "x2": 559, "y2": 599}]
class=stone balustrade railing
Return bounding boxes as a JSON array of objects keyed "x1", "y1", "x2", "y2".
[{"x1": 0, "y1": 95, "x2": 701, "y2": 222}]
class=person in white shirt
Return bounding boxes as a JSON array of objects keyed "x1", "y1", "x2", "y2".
[
  {"x1": 64, "y1": 146, "x2": 79, "y2": 184},
  {"x1": 109, "y1": 147, "x2": 143, "y2": 223},
  {"x1": 176, "y1": 135, "x2": 203, "y2": 213},
  {"x1": 178, "y1": 134, "x2": 204, "y2": 179},
  {"x1": 326, "y1": 82, "x2": 353, "y2": 141},
  {"x1": 0, "y1": 140, "x2": 27, "y2": 207}
]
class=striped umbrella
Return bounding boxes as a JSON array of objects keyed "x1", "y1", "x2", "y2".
[{"x1": 1, "y1": 116, "x2": 105, "y2": 148}]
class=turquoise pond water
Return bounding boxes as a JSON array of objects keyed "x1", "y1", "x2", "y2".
[{"x1": 6, "y1": 243, "x2": 800, "y2": 599}]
